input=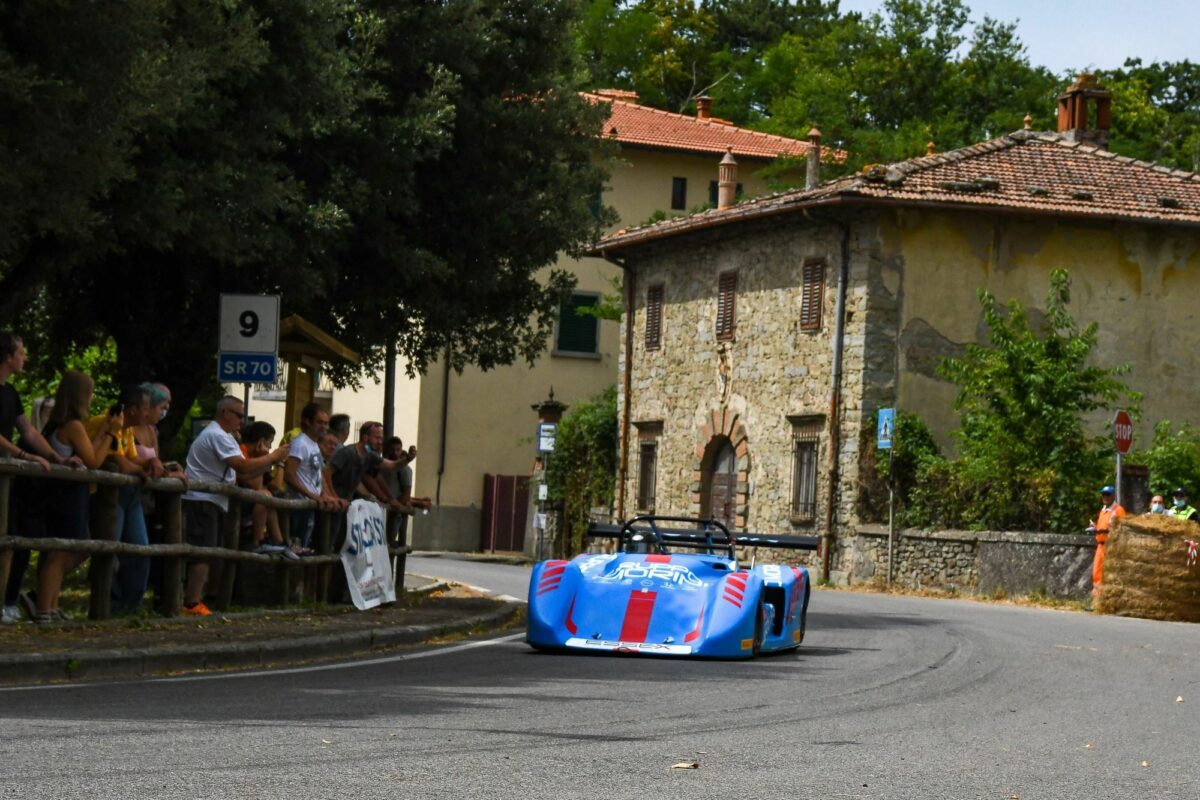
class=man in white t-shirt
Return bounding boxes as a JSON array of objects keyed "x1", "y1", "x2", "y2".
[
  {"x1": 284, "y1": 402, "x2": 342, "y2": 549},
  {"x1": 181, "y1": 395, "x2": 289, "y2": 616}
]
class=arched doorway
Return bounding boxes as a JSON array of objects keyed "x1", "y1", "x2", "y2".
[{"x1": 701, "y1": 437, "x2": 738, "y2": 530}]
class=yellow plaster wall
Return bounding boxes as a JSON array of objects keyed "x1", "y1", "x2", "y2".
[{"x1": 881, "y1": 209, "x2": 1200, "y2": 448}]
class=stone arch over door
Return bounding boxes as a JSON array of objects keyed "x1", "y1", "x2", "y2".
[{"x1": 691, "y1": 408, "x2": 750, "y2": 529}]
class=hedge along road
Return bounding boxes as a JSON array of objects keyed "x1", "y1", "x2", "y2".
[{"x1": 2, "y1": 560, "x2": 1198, "y2": 800}]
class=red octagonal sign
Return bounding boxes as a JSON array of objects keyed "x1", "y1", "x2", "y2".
[{"x1": 1113, "y1": 409, "x2": 1133, "y2": 455}]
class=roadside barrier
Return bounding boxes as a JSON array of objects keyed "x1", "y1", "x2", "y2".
[{"x1": 0, "y1": 457, "x2": 412, "y2": 619}]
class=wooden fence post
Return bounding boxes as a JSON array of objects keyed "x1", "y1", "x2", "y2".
[
  {"x1": 275, "y1": 510, "x2": 292, "y2": 607},
  {"x1": 315, "y1": 510, "x2": 332, "y2": 602},
  {"x1": 216, "y1": 497, "x2": 242, "y2": 610},
  {"x1": 88, "y1": 483, "x2": 120, "y2": 620},
  {"x1": 0, "y1": 475, "x2": 10, "y2": 599},
  {"x1": 160, "y1": 492, "x2": 183, "y2": 617}
]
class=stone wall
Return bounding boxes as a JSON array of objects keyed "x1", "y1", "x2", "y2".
[
  {"x1": 847, "y1": 524, "x2": 1095, "y2": 599},
  {"x1": 618, "y1": 217, "x2": 854, "y2": 536}
]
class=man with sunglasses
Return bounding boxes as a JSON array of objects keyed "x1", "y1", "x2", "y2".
[{"x1": 180, "y1": 395, "x2": 288, "y2": 616}]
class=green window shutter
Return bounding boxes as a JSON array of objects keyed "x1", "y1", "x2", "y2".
[{"x1": 556, "y1": 294, "x2": 599, "y2": 354}]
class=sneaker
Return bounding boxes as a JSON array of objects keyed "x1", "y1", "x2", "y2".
[
  {"x1": 281, "y1": 548, "x2": 301, "y2": 562},
  {"x1": 182, "y1": 602, "x2": 212, "y2": 617},
  {"x1": 1, "y1": 605, "x2": 22, "y2": 624},
  {"x1": 254, "y1": 543, "x2": 286, "y2": 555}
]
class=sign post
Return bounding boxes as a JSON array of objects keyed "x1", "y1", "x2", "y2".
[
  {"x1": 878, "y1": 408, "x2": 896, "y2": 585},
  {"x1": 1113, "y1": 409, "x2": 1133, "y2": 506},
  {"x1": 218, "y1": 295, "x2": 280, "y2": 416}
]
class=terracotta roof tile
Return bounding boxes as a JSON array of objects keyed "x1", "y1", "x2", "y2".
[
  {"x1": 582, "y1": 91, "x2": 812, "y2": 161},
  {"x1": 593, "y1": 131, "x2": 1200, "y2": 252}
]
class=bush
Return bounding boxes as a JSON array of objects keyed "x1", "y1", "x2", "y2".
[
  {"x1": 856, "y1": 409, "x2": 942, "y2": 524},
  {"x1": 543, "y1": 386, "x2": 618, "y2": 557},
  {"x1": 1127, "y1": 421, "x2": 1200, "y2": 497}
]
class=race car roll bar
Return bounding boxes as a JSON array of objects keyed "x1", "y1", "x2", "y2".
[{"x1": 587, "y1": 516, "x2": 819, "y2": 557}]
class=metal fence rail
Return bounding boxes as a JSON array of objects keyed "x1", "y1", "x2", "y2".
[{"x1": 0, "y1": 457, "x2": 412, "y2": 619}]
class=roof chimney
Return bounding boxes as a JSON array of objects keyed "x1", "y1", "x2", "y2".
[
  {"x1": 718, "y1": 148, "x2": 738, "y2": 210},
  {"x1": 1056, "y1": 73, "x2": 1111, "y2": 148},
  {"x1": 695, "y1": 95, "x2": 712, "y2": 120},
  {"x1": 806, "y1": 127, "x2": 822, "y2": 190}
]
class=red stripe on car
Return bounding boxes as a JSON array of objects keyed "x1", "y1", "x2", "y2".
[
  {"x1": 645, "y1": 554, "x2": 671, "y2": 563},
  {"x1": 564, "y1": 593, "x2": 578, "y2": 635},
  {"x1": 619, "y1": 590, "x2": 657, "y2": 643},
  {"x1": 684, "y1": 602, "x2": 706, "y2": 643}
]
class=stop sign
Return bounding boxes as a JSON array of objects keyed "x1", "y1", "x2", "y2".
[{"x1": 1113, "y1": 409, "x2": 1133, "y2": 455}]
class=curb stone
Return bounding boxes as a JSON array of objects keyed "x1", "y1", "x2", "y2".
[{"x1": 0, "y1": 600, "x2": 522, "y2": 685}]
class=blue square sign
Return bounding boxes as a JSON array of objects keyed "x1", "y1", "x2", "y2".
[
  {"x1": 218, "y1": 352, "x2": 278, "y2": 384},
  {"x1": 877, "y1": 408, "x2": 895, "y2": 450}
]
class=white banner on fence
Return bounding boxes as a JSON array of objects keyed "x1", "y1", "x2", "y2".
[{"x1": 340, "y1": 500, "x2": 396, "y2": 610}]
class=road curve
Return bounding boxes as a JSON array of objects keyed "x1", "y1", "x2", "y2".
[{"x1": 2, "y1": 561, "x2": 1198, "y2": 799}]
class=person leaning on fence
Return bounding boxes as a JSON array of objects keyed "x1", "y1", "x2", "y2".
[
  {"x1": 1149, "y1": 495, "x2": 1168, "y2": 514},
  {"x1": 84, "y1": 384, "x2": 171, "y2": 615},
  {"x1": 26, "y1": 371, "x2": 123, "y2": 623},
  {"x1": 1087, "y1": 485, "x2": 1126, "y2": 593},
  {"x1": 237, "y1": 421, "x2": 298, "y2": 561},
  {"x1": 0, "y1": 332, "x2": 81, "y2": 624},
  {"x1": 1168, "y1": 488, "x2": 1198, "y2": 522},
  {"x1": 283, "y1": 403, "x2": 342, "y2": 551},
  {"x1": 180, "y1": 395, "x2": 289, "y2": 617},
  {"x1": 329, "y1": 413, "x2": 351, "y2": 450}
]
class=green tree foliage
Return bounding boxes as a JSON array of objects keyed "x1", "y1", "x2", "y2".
[
  {"x1": 577, "y1": 2, "x2": 1200, "y2": 176},
  {"x1": 0, "y1": 0, "x2": 612, "y2": 444},
  {"x1": 543, "y1": 386, "x2": 619, "y2": 557},
  {"x1": 1127, "y1": 422, "x2": 1200, "y2": 498},
  {"x1": 906, "y1": 270, "x2": 1138, "y2": 533},
  {"x1": 856, "y1": 409, "x2": 942, "y2": 524}
]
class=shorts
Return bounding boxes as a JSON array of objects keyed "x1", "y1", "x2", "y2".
[{"x1": 183, "y1": 500, "x2": 222, "y2": 549}]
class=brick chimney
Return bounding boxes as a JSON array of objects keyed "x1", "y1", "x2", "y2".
[
  {"x1": 718, "y1": 148, "x2": 738, "y2": 210},
  {"x1": 806, "y1": 127, "x2": 822, "y2": 190},
  {"x1": 695, "y1": 95, "x2": 712, "y2": 120},
  {"x1": 1057, "y1": 73, "x2": 1112, "y2": 148}
]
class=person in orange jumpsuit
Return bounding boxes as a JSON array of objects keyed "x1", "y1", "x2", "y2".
[{"x1": 1088, "y1": 485, "x2": 1126, "y2": 591}]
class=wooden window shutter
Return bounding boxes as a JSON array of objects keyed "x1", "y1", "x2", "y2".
[
  {"x1": 800, "y1": 259, "x2": 825, "y2": 332},
  {"x1": 645, "y1": 284, "x2": 663, "y2": 350},
  {"x1": 716, "y1": 271, "x2": 737, "y2": 340}
]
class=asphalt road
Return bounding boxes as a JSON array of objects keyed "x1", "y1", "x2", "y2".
[{"x1": 2, "y1": 560, "x2": 1198, "y2": 799}]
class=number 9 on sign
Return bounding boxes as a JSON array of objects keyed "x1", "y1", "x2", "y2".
[{"x1": 239, "y1": 310, "x2": 259, "y2": 338}]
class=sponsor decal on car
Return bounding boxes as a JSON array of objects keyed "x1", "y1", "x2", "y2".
[
  {"x1": 598, "y1": 561, "x2": 704, "y2": 588},
  {"x1": 565, "y1": 637, "x2": 693, "y2": 655}
]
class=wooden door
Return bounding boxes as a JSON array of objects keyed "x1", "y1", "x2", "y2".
[{"x1": 707, "y1": 440, "x2": 737, "y2": 530}]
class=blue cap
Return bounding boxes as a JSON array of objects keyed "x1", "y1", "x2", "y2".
[{"x1": 1101, "y1": 485, "x2": 1115, "y2": 494}]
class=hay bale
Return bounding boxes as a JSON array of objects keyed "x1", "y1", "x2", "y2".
[{"x1": 1095, "y1": 514, "x2": 1200, "y2": 621}]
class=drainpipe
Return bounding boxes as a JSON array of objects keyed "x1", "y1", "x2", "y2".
[
  {"x1": 804, "y1": 209, "x2": 850, "y2": 583},
  {"x1": 435, "y1": 344, "x2": 451, "y2": 506},
  {"x1": 600, "y1": 249, "x2": 631, "y2": 521}
]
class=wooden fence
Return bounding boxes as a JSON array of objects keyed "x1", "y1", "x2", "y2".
[{"x1": 0, "y1": 457, "x2": 412, "y2": 619}]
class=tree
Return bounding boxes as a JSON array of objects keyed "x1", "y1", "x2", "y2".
[
  {"x1": 0, "y1": 0, "x2": 614, "y2": 445},
  {"x1": 908, "y1": 270, "x2": 1139, "y2": 533}
]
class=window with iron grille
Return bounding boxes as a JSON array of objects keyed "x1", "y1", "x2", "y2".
[
  {"x1": 716, "y1": 271, "x2": 737, "y2": 340},
  {"x1": 790, "y1": 418, "x2": 822, "y2": 521},
  {"x1": 645, "y1": 284, "x2": 663, "y2": 350},
  {"x1": 555, "y1": 293, "x2": 599, "y2": 355},
  {"x1": 671, "y1": 177, "x2": 687, "y2": 210},
  {"x1": 636, "y1": 441, "x2": 658, "y2": 512},
  {"x1": 800, "y1": 259, "x2": 825, "y2": 332}
]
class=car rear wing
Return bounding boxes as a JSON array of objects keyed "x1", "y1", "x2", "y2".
[{"x1": 586, "y1": 518, "x2": 819, "y2": 551}]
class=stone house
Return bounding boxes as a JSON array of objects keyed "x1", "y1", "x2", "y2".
[{"x1": 591, "y1": 77, "x2": 1200, "y2": 580}]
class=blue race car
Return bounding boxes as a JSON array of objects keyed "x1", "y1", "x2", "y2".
[{"x1": 526, "y1": 516, "x2": 817, "y2": 658}]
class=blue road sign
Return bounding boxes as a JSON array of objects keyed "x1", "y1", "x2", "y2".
[
  {"x1": 877, "y1": 408, "x2": 895, "y2": 450},
  {"x1": 218, "y1": 352, "x2": 277, "y2": 384}
]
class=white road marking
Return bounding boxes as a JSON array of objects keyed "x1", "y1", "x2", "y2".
[{"x1": 0, "y1": 632, "x2": 526, "y2": 693}]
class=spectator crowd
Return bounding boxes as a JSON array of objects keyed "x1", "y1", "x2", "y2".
[{"x1": 0, "y1": 330, "x2": 430, "y2": 624}]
